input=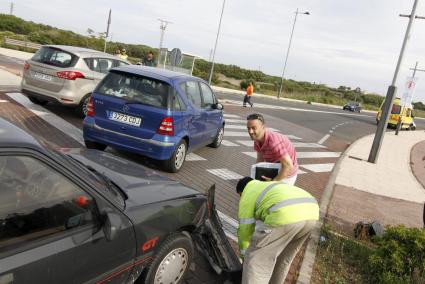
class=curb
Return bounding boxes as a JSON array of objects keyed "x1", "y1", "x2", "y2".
[{"x1": 296, "y1": 134, "x2": 368, "y2": 284}]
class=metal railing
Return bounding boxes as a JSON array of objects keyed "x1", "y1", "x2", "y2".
[{"x1": 3, "y1": 37, "x2": 41, "y2": 50}]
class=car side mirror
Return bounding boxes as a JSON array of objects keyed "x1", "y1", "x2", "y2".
[
  {"x1": 103, "y1": 212, "x2": 122, "y2": 241},
  {"x1": 213, "y1": 103, "x2": 224, "y2": 110}
]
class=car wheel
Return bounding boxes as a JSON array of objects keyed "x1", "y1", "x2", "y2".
[
  {"x1": 410, "y1": 124, "x2": 416, "y2": 131},
  {"x1": 28, "y1": 95, "x2": 48, "y2": 106},
  {"x1": 209, "y1": 126, "x2": 224, "y2": 148},
  {"x1": 84, "y1": 140, "x2": 107, "y2": 151},
  {"x1": 164, "y1": 140, "x2": 186, "y2": 173},
  {"x1": 76, "y1": 94, "x2": 91, "y2": 118},
  {"x1": 139, "y1": 233, "x2": 193, "y2": 284}
]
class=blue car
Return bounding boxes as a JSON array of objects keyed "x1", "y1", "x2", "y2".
[{"x1": 83, "y1": 66, "x2": 225, "y2": 172}]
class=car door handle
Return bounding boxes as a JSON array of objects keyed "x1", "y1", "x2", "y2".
[{"x1": 0, "y1": 273, "x2": 14, "y2": 284}]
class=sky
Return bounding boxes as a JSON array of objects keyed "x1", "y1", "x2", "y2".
[{"x1": 3, "y1": 0, "x2": 425, "y2": 102}]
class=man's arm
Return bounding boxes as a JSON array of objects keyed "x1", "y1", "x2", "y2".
[
  {"x1": 273, "y1": 153, "x2": 293, "y2": 181},
  {"x1": 256, "y1": 152, "x2": 264, "y2": 163}
]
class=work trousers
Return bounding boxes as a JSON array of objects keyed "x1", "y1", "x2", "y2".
[{"x1": 242, "y1": 220, "x2": 316, "y2": 284}]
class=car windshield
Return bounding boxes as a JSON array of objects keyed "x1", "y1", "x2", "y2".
[
  {"x1": 95, "y1": 71, "x2": 170, "y2": 109},
  {"x1": 32, "y1": 46, "x2": 77, "y2": 68},
  {"x1": 391, "y1": 104, "x2": 401, "y2": 114}
]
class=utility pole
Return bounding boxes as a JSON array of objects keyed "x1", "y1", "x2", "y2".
[
  {"x1": 368, "y1": 0, "x2": 421, "y2": 163},
  {"x1": 104, "y1": 9, "x2": 111, "y2": 53},
  {"x1": 208, "y1": 0, "x2": 226, "y2": 84},
  {"x1": 158, "y1": 19, "x2": 172, "y2": 67},
  {"x1": 10, "y1": 2, "x2": 13, "y2": 15}
]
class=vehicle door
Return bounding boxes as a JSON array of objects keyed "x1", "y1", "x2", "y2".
[
  {"x1": 179, "y1": 80, "x2": 207, "y2": 148},
  {"x1": 0, "y1": 151, "x2": 136, "y2": 284},
  {"x1": 199, "y1": 82, "x2": 222, "y2": 142}
]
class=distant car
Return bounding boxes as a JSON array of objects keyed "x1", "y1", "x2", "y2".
[
  {"x1": 21, "y1": 45, "x2": 129, "y2": 117},
  {"x1": 343, "y1": 101, "x2": 362, "y2": 112},
  {"x1": 83, "y1": 66, "x2": 225, "y2": 172},
  {"x1": 0, "y1": 117, "x2": 241, "y2": 284}
]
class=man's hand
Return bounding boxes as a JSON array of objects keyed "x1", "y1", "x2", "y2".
[{"x1": 261, "y1": 175, "x2": 272, "y2": 181}]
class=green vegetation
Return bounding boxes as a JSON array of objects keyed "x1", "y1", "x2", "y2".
[
  {"x1": 2, "y1": 13, "x2": 425, "y2": 114},
  {"x1": 313, "y1": 224, "x2": 425, "y2": 284}
]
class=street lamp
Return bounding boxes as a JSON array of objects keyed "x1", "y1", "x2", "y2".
[
  {"x1": 277, "y1": 8, "x2": 310, "y2": 99},
  {"x1": 208, "y1": 0, "x2": 226, "y2": 85}
]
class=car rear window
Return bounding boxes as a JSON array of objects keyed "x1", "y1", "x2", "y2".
[
  {"x1": 95, "y1": 71, "x2": 170, "y2": 109},
  {"x1": 31, "y1": 46, "x2": 78, "y2": 68}
]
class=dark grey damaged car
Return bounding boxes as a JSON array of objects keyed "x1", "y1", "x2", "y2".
[{"x1": 0, "y1": 118, "x2": 241, "y2": 283}]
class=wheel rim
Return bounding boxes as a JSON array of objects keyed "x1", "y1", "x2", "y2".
[
  {"x1": 174, "y1": 143, "x2": 186, "y2": 170},
  {"x1": 217, "y1": 128, "x2": 224, "y2": 144},
  {"x1": 82, "y1": 96, "x2": 90, "y2": 116},
  {"x1": 154, "y1": 248, "x2": 188, "y2": 284}
]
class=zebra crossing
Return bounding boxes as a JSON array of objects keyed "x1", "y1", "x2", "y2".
[{"x1": 187, "y1": 113, "x2": 341, "y2": 181}]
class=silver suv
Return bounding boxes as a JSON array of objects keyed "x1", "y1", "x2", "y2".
[{"x1": 21, "y1": 45, "x2": 129, "y2": 116}]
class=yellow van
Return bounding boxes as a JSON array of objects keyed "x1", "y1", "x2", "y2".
[{"x1": 376, "y1": 97, "x2": 416, "y2": 130}]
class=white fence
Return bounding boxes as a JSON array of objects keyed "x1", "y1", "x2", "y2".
[{"x1": 3, "y1": 37, "x2": 41, "y2": 50}]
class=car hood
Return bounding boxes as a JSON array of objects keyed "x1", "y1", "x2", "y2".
[{"x1": 67, "y1": 149, "x2": 200, "y2": 207}]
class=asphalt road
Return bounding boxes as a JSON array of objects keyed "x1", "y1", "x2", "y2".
[{"x1": 1, "y1": 54, "x2": 423, "y2": 225}]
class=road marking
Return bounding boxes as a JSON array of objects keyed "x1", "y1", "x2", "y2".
[
  {"x1": 226, "y1": 124, "x2": 248, "y2": 130},
  {"x1": 224, "y1": 118, "x2": 246, "y2": 124},
  {"x1": 0, "y1": 99, "x2": 9, "y2": 103},
  {"x1": 185, "y1": 153, "x2": 206, "y2": 161},
  {"x1": 318, "y1": 134, "x2": 330, "y2": 145},
  {"x1": 224, "y1": 131, "x2": 249, "y2": 137},
  {"x1": 242, "y1": 152, "x2": 257, "y2": 158},
  {"x1": 236, "y1": 140, "x2": 253, "y2": 147},
  {"x1": 6, "y1": 93, "x2": 84, "y2": 145},
  {"x1": 297, "y1": 152, "x2": 341, "y2": 158},
  {"x1": 207, "y1": 168, "x2": 244, "y2": 180},
  {"x1": 223, "y1": 114, "x2": 240, "y2": 118},
  {"x1": 293, "y1": 142, "x2": 326, "y2": 148},
  {"x1": 221, "y1": 140, "x2": 239, "y2": 146},
  {"x1": 301, "y1": 163, "x2": 335, "y2": 173}
]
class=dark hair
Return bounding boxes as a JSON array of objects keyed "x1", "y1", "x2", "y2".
[
  {"x1": 236, "y1": 177, "x2": 253, "y2": 194},
  {"x1": 247, "y1": 113, "x2": 265, "y2": 124}
]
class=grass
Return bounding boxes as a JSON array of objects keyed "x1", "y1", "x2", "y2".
[{"x1": 311, "y1": 225, "x2": 374, "y2": 284}]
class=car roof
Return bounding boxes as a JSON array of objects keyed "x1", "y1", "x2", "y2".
[
  {"x1": 42, "y1": 45, "x2": 121, "y2": 60},
  {"x1": 0, "y1": 117, "x2": 42, "y2": 149},
  {"x1": 111, "y1": 65, "x2": 201, "y2": 84}
]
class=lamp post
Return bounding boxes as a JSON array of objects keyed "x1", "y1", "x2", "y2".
[
  {"x1": 208, "y1": 0, "x2": 226, "y2": 85},
  {"x1": 277, "y1": 8, "x2": 310, "y2": 99}
]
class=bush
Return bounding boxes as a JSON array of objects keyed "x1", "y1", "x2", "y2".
[{"x1": 368, "y1": 225, "x2": 425, "y2": 283}]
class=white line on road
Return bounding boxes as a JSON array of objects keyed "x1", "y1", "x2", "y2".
[
  {"x1": 297, "y1": 152, "x2": 341, "y2": 158},
  {"x1": 6, "y1": 93, "x2": 84, "y2": 145},
  {"x1": 223, "y1": 114, "x2": 240, "y2": 118},
  {"x1": 301, "y1": 163, "x2": 335, "y2": 173},
  {"x1": 221, "y1": 140, "x2": 240, "y2": 146},
  {"x1": 207, "y1": 168, "x2": 244, "y2": 180},
  {"x1": 317, "y1": 134, "x2": 330, "y2": 145},
  {"x1": 185, "y1": 153, "x2": 207, "y2": 161},
  {"x1": 293, "y1": 142, "x2": 326, "y2": 148}
]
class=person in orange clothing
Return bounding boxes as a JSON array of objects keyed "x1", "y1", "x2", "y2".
[{"x1": 243, "y1": 81, "x2": 254, "y2": 107}]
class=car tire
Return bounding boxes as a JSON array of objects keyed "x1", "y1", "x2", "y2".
[
  {"x1": 410, "y1": 124, "x2": 416, "y2": 131},
  {"x1": 209, "y1": 126, "x2": 224, "y2": 148},
  {"x1": 28, "y1": 95, "x2": 48, "y2": 106},
  {"x1": 139, "y1": 233, "x2": 193, "y2": 284},
  {"x1": 76, "y1": 94, "x2": 91, "y2": 118},
  {"x1": 84, "y1": 140, "x2": 107, "y2": 151},
  {"x1": 163, "y1": 140, "x2": 186, "y2": 173}
]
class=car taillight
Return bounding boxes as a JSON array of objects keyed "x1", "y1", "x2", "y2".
[
  {"x1": 23, "y1": 62, "x2": 30, "y2": 71},
  {"x1": 157, "y1": 117, "x2": 174, "y2": 136},
  {"x1": 57, "y1": 71, "x2": 85, "y2": 80},
  {"x1": 86, "y1": 96, "x2": 95, "y2": 117}
]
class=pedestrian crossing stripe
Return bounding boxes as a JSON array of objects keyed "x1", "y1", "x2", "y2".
[
  {"x1": 225, "y1": 124, "x2": 281, "y2": 132},
  {"x1": 297, "y1": 152, "x2": 341, "y2": 158},
  {"x1": 301, "y1": 163, "x2": 335, "y2": 173},
  {"x1": 223, "y1": 114, "x2": 240, "y2": 118},
  {"x1": 206, "y1": 168, "x2": 244, "y2": 180},
  {"x1": 236, "y1": 140, "x2": 253, "y2": 147},
  {"x1": 224, "y1": 131, "x2": 301, "y2": 140},
  {"x1": 185, "y1": 153, "x2": 207, "y2": 161},
  {"x1": 221, "y1": 140, "x2": 240, "y2": 146},
  {"x1": 293, "y1": 142, "x2": 326, "y2": 148}
]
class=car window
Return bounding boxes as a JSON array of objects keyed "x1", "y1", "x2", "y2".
[
  {"x1": 200, "y1": 82, "x2": 215, "y2": 109},
  {"x1": 96, "y1": 71, "x2": 169, "y2": 109},
  {"x1": 171, "y1": 89, "x2": 186, "y2": 111},
  {"x1": 32, "y1": 47, "x2": 77, "y2": 68},
  {"x1": 114, "y1": 60, "x2": 129, "y2": 67},
  {"x1": 89, "y1": 58, "x2": 115, "y2": 74},
  {"x1": 391, "y1": 104, "x2": 401, "y2": 114},
  {"x1": 0, "y1": 155, "x2": 96, "y2": 253},
  {"x1": 180, "y1": 81, "x2": 202, "y2": 109}
]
